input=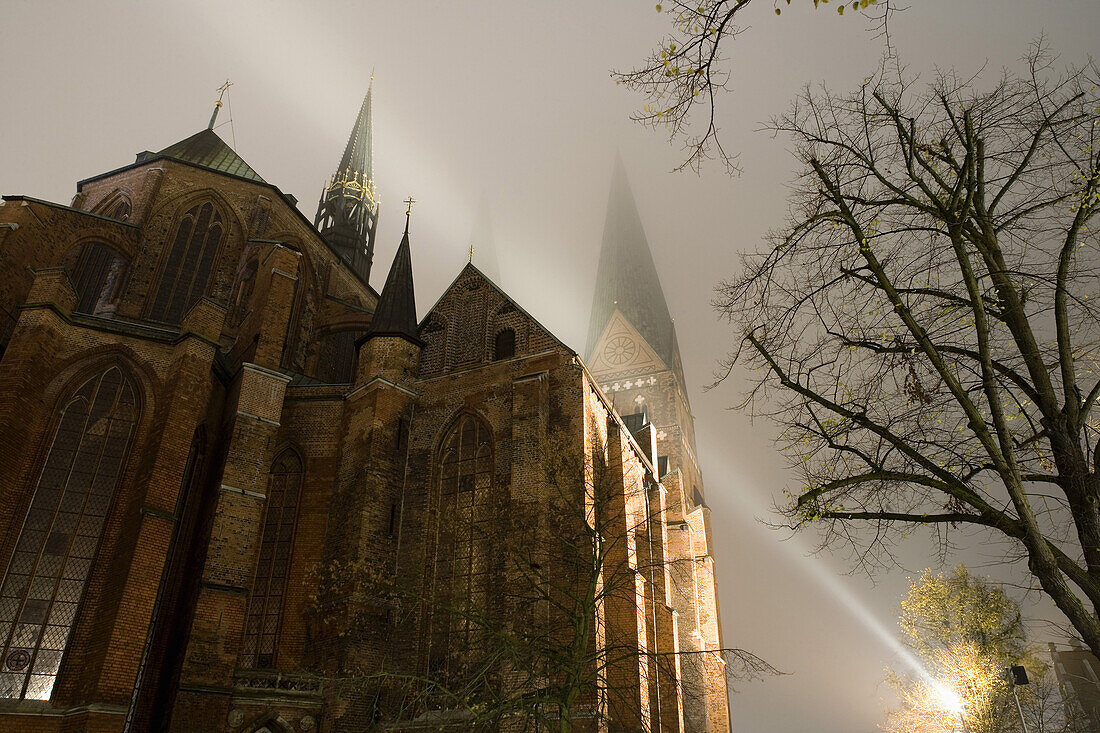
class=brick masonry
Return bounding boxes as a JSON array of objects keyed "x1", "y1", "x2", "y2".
[{"x1": 0, "y1": 131, "x2": 730, "y2": 732}]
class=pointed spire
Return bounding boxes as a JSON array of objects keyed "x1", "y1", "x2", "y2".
[
  {"x1": 366, "y1": 208, "x2": 419, "y2": 344},
  {"x1": 586, "y1": 155, "x2": 677, "y2": 369},
  {"x1": 338, "y1": 78, "x2": 374, "y2": 181},
  {"x1": 315, "y1": 80, "x2": 379, "y2": 284}
]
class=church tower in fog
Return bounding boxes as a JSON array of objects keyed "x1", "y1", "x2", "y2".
[{"x1": 587, "y1": 157, "x2": 731, "y2": 732}]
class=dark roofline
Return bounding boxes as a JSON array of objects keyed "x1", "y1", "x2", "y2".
[
  {"x1": 77, "y1": 152, "x2": 263, "y2": 190},
  {"x1": 324, "y1": 294, "x2": 374, "y2": 315},
  {"x1": 418, "y1": 262, "x2": 576, "y2": 358},
  {"x1": 75, "y1": 156, "x2": 380, "y2": 301},
  {"x1": 358, "y1": 330, "x2": 425, "y2": 348},
  {"x1": 2, "y1": 195, "x2": 140, "y2": 229},
  {"x1": 249, "y1": 237, "x2": 301, "y2": 252}
]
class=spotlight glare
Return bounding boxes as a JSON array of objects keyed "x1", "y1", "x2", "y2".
[{"x1": 932, "y1": 682, "x2": 965, "y2": 714}]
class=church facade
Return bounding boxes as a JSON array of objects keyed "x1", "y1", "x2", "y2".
[{"x1": 0, "y1": 87, "x2": 728, "y2": 732}]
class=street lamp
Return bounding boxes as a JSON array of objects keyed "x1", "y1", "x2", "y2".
[
  {"x1": 1005, "y1": 665, "x2": 1031, "y2": 733},
  {"x1": 932, "y1": 682, "x2": 967, "y2": 732}
]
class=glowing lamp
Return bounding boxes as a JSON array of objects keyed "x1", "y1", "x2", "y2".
[{"x1": 932, "y1": 682, "x2": 965, "y2": 714}]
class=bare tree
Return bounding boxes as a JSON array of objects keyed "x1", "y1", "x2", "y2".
[
  {"x1": 613, "y1": 0, "x2": 893, "y2": 172},
  {"x1": 712, "y1": 46, "x2": 1100, "y2": 656}
]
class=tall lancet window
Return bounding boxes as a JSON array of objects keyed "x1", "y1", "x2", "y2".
[
  {"x1": 0, "y1": 366, "x2": 137, "y2": 700},
  {"x1": 428, "y1": 415, "x2": 494, "y2": 675},
  {"x1": 241, "y1": 449, "x2": 302, "y2": 669},
  {"x1": 149, "y1": 201, "x2": 225, "y2": 324},
  {"x1": 71, "y1": 242, "x2": 128, "y2": 316}
]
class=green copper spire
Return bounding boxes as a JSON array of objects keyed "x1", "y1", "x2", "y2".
[{"x1": 315, "y1": 80, "x2": 379, "y2": 284}]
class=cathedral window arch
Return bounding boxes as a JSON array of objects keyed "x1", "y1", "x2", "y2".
[
  {"x1": 427, "y1": 414, "x2": 495, "y2": 674},
  {"x1": 105, "y1": 199, "x2": 131, "y2": 222},
  {"x1": 0, "y1": 365, "x2": 138, "y2": 700},
  {"x1": 493, "y1": 328, "x2": 515, "y2": 360},
  {"x1": 148, "y1": 200, "x2": 225, "y2": 324},
  {"x1": 241, "y1": 448, "x2": 303, "y2": 669},
  {"x1": 70, "y1": 242, "x2": 129, "y2": 316},
  {"x1": 92, "y1": 191, "x2": 131, "y2": 222}
]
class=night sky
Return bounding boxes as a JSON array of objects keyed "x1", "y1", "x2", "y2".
[{"x1": 2, "y1": 2, "x2": 1098, "y2": 730}]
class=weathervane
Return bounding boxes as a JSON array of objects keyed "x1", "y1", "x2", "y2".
[{"x1": 208, "y1": 79, "x2": 233, "y2": 130}]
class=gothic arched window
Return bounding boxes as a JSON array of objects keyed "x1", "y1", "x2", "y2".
[
  {"x1": 148, "y1": 201, "x2": 225, "y2": 325},
  {"x1": 241, "y1": 449, "x2": 303, "y2": 669},
  {"x1": 92, "y1": 191, "x2": 131, "y2": 222},
  {"x1": 493, "y1": 329, "x2": 515, "y2": 360},
  {"x1": 105, "y1": 199, "x2": 131, "y2": 222},
  {"x1": 428, "y1": 415, "x2": 494, "y2": 673},
  {"x1": 0, "y1": 366, "x2": 137, "y2": 700},
  {"x1": 71, "y1": 242, "x2": 128, "y2": 316}
]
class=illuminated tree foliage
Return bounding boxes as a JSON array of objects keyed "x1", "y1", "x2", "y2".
[
  {"x1": 885, "y1": 567, "x2": 1074, "y2": 733},
  {"x1": 714, "y1": 46, "x2": 1100, "y2": 657},
  {"x1": 614, "y1": 0, "x2": 892, "y2": 172}
]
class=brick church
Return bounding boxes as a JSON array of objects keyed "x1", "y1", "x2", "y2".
[{"x1": 0, "y1": 84, "x2": 728, "y2": 731}]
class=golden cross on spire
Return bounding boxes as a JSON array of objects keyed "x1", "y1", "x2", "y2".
[
  {"x1": 404, "y1": 196, "x2": 416, "y2": 216},
  {"x1": 216, "y1": 79, "x2": 233, "y2": 103},
  {"x1": 468, "y1": 244, "x2": 475, "y2": 263},
  {"x1": 208, "y1": 79, "x2": 233, "y2": 130}
]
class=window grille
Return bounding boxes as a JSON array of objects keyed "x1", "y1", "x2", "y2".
[
  {"x1": 0, "y1": 366, "x2": 137, "y2": 700},
  {"x1": 148, "y1": 202, "x2": 224, "y2": 324},
  {"x1": 428, "y1": 415, "x2": 493, "y2": 675},
  {"x1": 71, "y1": 243, "x2": 128, "y2": 315}
]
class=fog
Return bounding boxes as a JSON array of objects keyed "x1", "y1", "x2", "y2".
[{"x1": 2, "y1": 2, "x2": 1098, "y2": 729}]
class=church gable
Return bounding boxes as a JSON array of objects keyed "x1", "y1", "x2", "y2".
[
  {"x1": 587, "y1": 308, "x2": 668, "y2": 379},
  {"x1": 417, "y1": 264, "x2": 568, "y2": 377}
]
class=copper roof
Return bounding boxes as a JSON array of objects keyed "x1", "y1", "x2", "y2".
[{"x1": 156, "y1": 129, "x2": 264, "y2": 182}]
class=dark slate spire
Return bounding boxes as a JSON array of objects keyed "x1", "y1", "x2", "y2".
[
  {"x1": 586, "y1": 156, "x2": 677, "y2": 368},
  {"x1": 338, "y1": 83, "x2": 373, "y2": 181},
  {"x1": 315, "y1": 81, "x2": 379, "y2": 284},
  {"x1": 366, "y1": 214, "x2": 419, "y2": 344}
]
